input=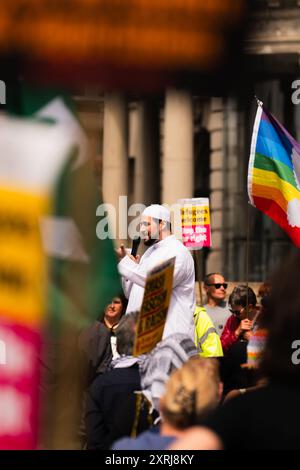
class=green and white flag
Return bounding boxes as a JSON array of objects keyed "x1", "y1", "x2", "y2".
[
  {"x1": 2, "y1": 84, "x2": 121, "y2": 449},
  {"x1": 10, "y1": 84, "x2": 121, "y2": 328}
]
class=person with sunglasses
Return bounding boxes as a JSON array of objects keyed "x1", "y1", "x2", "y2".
[
  {"x1": 219, "y1": 285, "x2": 259, "y2": 396},
  {"x1": 203, "y1": 273, "x2": 232, "y2": 336},
  {"x1": 220, "y1": 285, "x2": 258, "y2": 354}
]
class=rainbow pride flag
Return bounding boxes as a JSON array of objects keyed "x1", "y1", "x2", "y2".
[{"x1": 248, "y1": 102, "x2": 300, "y2": 247}]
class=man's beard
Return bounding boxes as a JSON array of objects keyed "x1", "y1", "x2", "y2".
[
  {"x1": 141, "y1": 227, "x2": 160, "y2": 247},
  {"x1": 143, "y1": 237, "x2": 158, "y2": 247}
]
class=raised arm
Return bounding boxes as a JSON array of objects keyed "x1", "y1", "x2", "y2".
[{"x1": 118, "y1": 255, "x2": 146, "y2": 288}]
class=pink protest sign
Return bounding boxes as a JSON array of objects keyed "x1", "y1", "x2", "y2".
[
  {"x1": 0, "y1": 318, "x2": 41, "y2": 449},
  {"x1": 178, "y1": 198, "x2": 211, "y2": 250}
]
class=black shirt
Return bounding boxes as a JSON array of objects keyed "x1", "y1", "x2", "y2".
[{"x1": 205, "y1": 382, "x2": 300, "y2": 450}]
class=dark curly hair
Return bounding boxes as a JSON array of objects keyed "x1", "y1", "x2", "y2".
[{"x1": 228, "y1": 285, "x2": 257, "y2": 309}]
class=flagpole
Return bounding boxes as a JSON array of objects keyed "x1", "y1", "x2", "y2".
[
  {"x1": 246, "y1": 94, "x2": 261, "y2": 318},
  {"x1": 245, "y1": 202, "x2": 251, "y2": 317},
  {"x1": 254, "y1": 95, "x2": 263, "y2": 107},
  {"x1": 194, "y1": 250, "x2": 203, "y2": 306}
]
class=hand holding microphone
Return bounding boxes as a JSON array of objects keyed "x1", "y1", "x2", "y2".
[
  {"x1": 130, "y1": 236, "x2": 141, "y2": 263},
  {"x1": 131, "y1": 236, "x2": 140, "y2": 257},
  {"x1": 116, "y1": 237, "x2": 140, "y2": 262}
]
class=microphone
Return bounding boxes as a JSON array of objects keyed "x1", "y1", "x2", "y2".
[{"x1": 131, "y1": 236, "x2": 141, "y2": 257}]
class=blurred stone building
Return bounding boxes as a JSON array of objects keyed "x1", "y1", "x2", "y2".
[{"x1": 74, "y1": 0, "x2": 300, "y2": 282}]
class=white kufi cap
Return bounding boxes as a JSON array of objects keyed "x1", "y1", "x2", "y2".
[{"x1": 142, "y1": 204, "x2": 171, "y2": 223}]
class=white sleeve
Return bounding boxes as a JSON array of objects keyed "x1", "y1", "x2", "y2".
[
  {"x1": 118, "y1": 256, "x2": 147, "y2": 288},
  {"x1": 162, "y1": 310, "x2": 195, "y2": 340},
  {"x1": 172, "y1": 252, "x2": 191, "y2": 288}
]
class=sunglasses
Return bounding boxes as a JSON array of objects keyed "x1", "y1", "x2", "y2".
[
  {"x1": 229, "y1": 306, "x2": 245, "y2": 315},
  {"x1": 206, "y1": 283, "x2": 228, "y2": 289}
]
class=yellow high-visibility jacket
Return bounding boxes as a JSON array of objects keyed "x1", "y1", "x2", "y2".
[{"x1": 194, "y1": 306, "x2": 223, "y2": 357}]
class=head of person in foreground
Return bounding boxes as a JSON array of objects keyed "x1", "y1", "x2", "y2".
[{"x1": 159, "y1": 357, "x2": 223, "y2": 434}]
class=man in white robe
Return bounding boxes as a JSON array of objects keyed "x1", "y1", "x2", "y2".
[{"x1": 117, "y1": 205, "x2": 195, "y2": 339}]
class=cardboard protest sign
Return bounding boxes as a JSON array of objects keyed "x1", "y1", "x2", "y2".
[
  {"x1": 178, "y1": 198, "x2": 211, "y2": 250},
  {"x1": 133, "y1": 257, "x2": 175, "y2": 356}
]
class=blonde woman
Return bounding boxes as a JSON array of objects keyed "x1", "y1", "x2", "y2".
[{"x1": 112, "y1": 357, "x2": 223, "y2": 450}]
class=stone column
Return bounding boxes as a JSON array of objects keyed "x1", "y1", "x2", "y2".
[
  {"x1": 131, "y1": 99, "x2": 160, "y2": 206},
  {"x1": 102, "y1": 93, "x2": 128, "y2": 245},
  {"x1": 162, "y1": 89, "x2": 194, "y2": 205},
  {"x1": 205, "y1": 97, "x2": 225, "y2": 275}
]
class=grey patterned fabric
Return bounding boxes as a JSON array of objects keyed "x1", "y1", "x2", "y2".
[{"x1": 138, "y1": 333, "x2": 198, "y2": 411}]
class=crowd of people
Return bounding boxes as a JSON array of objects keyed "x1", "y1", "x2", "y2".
[{"x1": 76, "y1": 205, "x2": 300, "y2": 450}]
